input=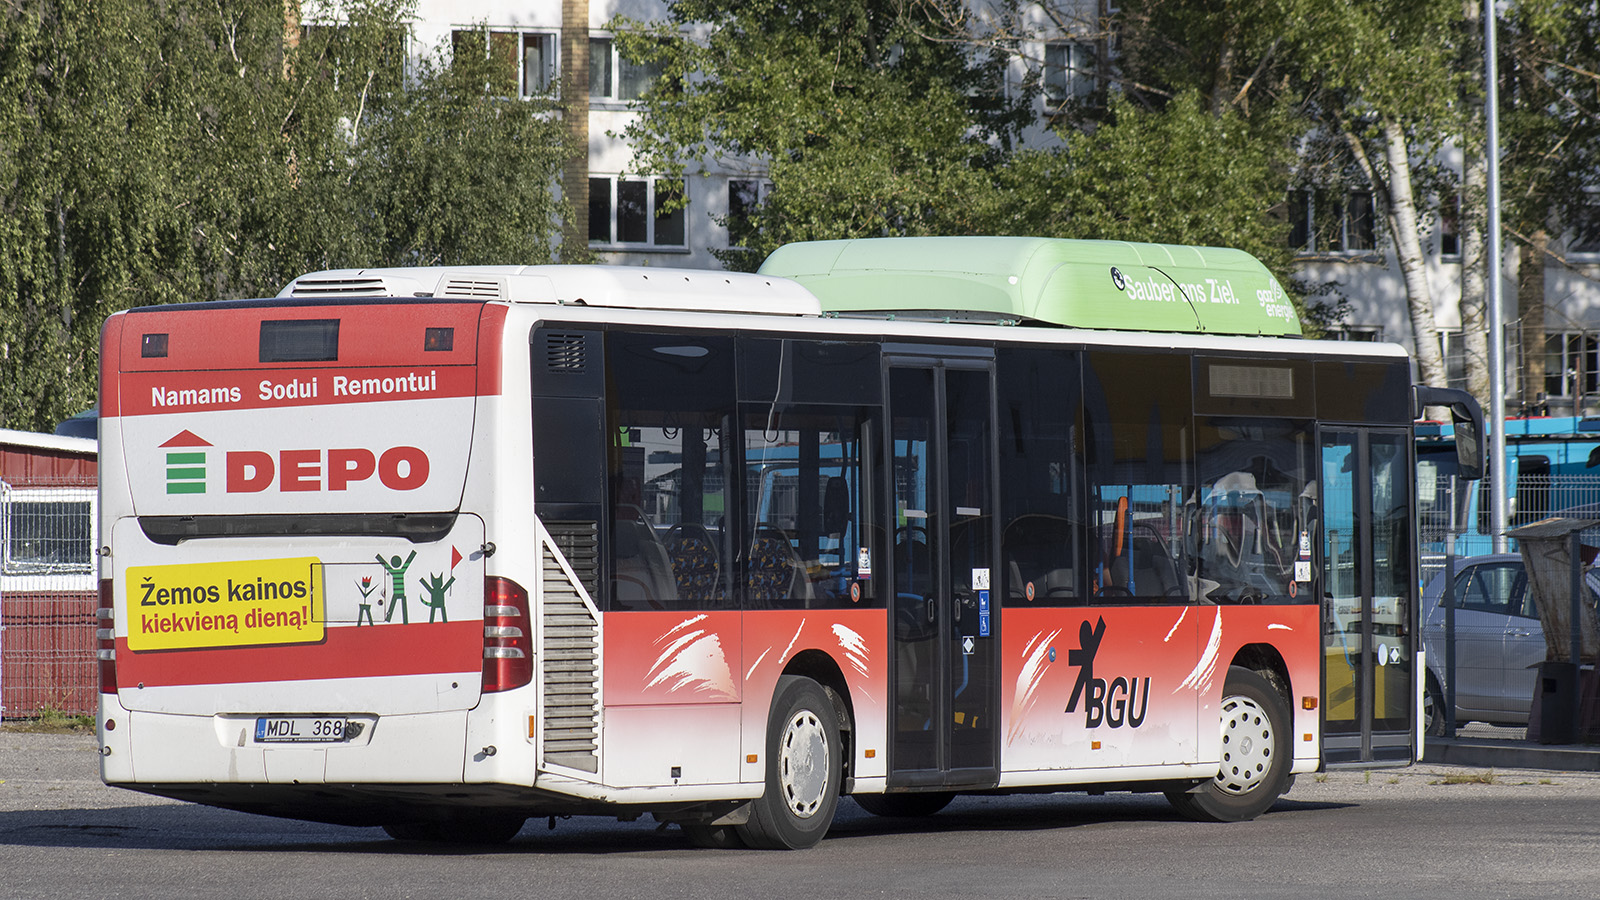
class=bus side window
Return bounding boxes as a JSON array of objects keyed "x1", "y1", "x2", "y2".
[
  {"x1": 1083, "y1": 351, "x2": 1193, "y2": 604},
  {"x1": 604, "y1": 332, "x2": 736, "y2": 611},
  {"x1": 997, "y1": 347, "x2": 1085, "y2": 606},
  {"x1": 1193, "y1": 418, "x2": 1316, "y2": 605}
]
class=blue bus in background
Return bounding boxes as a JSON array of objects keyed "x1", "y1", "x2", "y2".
[{"x1": 1418, "y1": 416, "x2": 1600, "y2": 559}]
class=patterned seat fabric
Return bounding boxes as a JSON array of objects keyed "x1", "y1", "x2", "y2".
[
  {"x1": 747, "y1": 527, "x2": 800, "y2": 607},
  {"x1": 667, "y1": 524, "x2": 722, "y2": 604}
]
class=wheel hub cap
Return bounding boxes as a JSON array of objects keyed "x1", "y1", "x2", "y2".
[
  {"x1": 779, "y1": 710, "x2": 829, "y2": 818},
  {"x1": 1215, "y1": 694, "x2": 1275, "y2": 796}
]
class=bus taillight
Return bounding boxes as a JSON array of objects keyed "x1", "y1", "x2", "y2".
[
  {"x1": 483, "y1": 577, "x2": 533, "y2": 693},
  {"x1": 97, "y1": 579, "x2": 117, "y2": 694}
]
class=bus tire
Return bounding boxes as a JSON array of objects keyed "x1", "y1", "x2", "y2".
[
  {"x1": 382, "y1": 814, "x2": 525, "y2": 845},
  {"x1": 736, "y1": 675, "x2": 841, "y2": 849},
  {"x1": 1166, "y1": 666, "x2": 1290, "y2": 823},
  {"x1": 853, "y1": 791, "x2": 954, "y2": 818}
]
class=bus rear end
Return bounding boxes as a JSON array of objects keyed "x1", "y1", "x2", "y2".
[{"x1": 97, "y1": 298, "x2": 510, "y2": 824}]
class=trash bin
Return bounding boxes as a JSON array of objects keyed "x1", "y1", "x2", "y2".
[{"x1": 1538, "y1": 661, "x2": 1579, "y2": 744}]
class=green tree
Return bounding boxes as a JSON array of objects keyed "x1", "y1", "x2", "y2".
[
  {"x1": 610, "y1": 0, "x2": 1032, "y2": 270},
  {"x1": 1113, "y1": 0, "x2": 1470, "y2": 382},
  {"x1": 997, "y1": 92, "x2": 1299, "y2": 287},
  {"x1": 0, "y1": 1, "x2": 573, "y2": 432},
  {"x1": 1497, "y1": 0, "x2": 1600, "y2": 406}
]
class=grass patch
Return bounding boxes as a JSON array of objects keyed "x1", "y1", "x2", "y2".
[
  {"x1": 1431, "y1": 770, "x2": 1497, "y2": 785},
  {"x1": 2, "y1": 706, "x2": 95, "y2": 734}
]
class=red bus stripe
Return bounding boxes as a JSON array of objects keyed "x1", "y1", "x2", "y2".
[{"x1": 115, "y1": 620, "x2": 482, "y2": 687}]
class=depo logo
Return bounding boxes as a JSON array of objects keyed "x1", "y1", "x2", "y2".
[
  {"x1": 158, "y1": 431, "x2": 430, "y2": 494},
  {"x1": 161, "y1": 430, "x2": 212, "y2": 495}
]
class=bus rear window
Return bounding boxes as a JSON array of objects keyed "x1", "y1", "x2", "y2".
[{"x1": 260, "y1": 319, "x2": 340, "y2": 362}]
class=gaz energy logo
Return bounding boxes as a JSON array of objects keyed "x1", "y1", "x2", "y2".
[
  {"x1": 1064, "y1": 617, "x2": 1150, "y2": 729},
  {"x1": 155, "y1": 430, "x2": 431, "y2": 494}
]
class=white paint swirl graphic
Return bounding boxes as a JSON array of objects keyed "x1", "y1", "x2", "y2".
[{"x1": 646, "y1": 615, "x2": 738, "y2": 701}]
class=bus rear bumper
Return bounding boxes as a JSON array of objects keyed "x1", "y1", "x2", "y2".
[{"x1": 101, "y1": 706, "x2": 474, "y2": 787}]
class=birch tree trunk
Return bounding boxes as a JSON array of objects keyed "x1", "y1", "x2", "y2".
[
  {"x1": 1381, "y1": 118, "x2": 1447, "y2": 387},
  {"x1": 1461, "y1": 148, "x2": 1490, "y2": 406},
  {"x1": 1342, "y1": 117, "x2": 1447, "y2": 387},
  {"x1": 1519, "y1": 232, "x2": 1549, "y2": 410}
]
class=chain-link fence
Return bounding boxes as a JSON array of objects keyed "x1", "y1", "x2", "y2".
[{"x1": 1, "y1": 477, "x2": 98, "y2": 718}]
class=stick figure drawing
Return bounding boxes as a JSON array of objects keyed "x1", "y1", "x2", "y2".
[
  {"x1": 376, "y1": 550, "x2": 417, "y2": 624},
  {"x1": 418, "y1": 572, "x2": 455, "y2": 624}
]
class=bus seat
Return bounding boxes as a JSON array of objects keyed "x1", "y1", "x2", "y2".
[
  {"x1": 747, "y1": 526, "x2": 813, "y2": 608},
  {"x1": 613, "y1": 517, "x2": 675, "y2": 608},
  {"x1": 667, "y1": 523, "x2": 723, "y2": 605}
]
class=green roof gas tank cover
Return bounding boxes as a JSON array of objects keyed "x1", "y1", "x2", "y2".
[{"x1": 758, "y1": 236, "x2": 1301, "y2": 337}]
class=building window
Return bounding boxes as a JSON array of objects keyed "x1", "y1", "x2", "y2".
[
  {"x1": 0, "y1": 486, "x2": 94, "y2": 576},
  {"x1": 1327, "y1": 326, "x2": 1383, "y2": 342},
  {"x1": 1440, "y1": 194, "x2": 1460, "y2": 258},
  {"x1": 590, "y1": 176, "x2": 686, "y2": 247},
  {"x1": 727, "y1": 178, "x2": 771, "y2": 248},
  {"x1": 1571, "y1": 202, "x2": 1600, "y2": 256},
  {"x1": 1289, "y1": 191, "x2": 1311, "y2": 252},
  {"x1": 1289, "y1": 188, "x2": 1378, "y2": 254},
  {"x1": 452, "y1": 29, "x2": 557, "y2": 97},
  {"x1": 1545, "y1": 332, "x2": 1600, "y2": 400},
  {"x1": 1042, "y1": 41, "x2": 1096, "y2": 106},
  {"x1": 590, "y1": 37, "x2": 662, "y2": 102}
]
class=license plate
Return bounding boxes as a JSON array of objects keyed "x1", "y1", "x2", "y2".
[{"x1": 254, "y1": 716, "x2": 352, "y2": 744}]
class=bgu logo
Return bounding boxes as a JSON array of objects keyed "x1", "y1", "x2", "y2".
[
  {"x1": 228, "y1": 446, "x2": 429, "y2": 493},
  {"x1": 1064, "y1": 617, "x2": 1150, "y2": 728}
]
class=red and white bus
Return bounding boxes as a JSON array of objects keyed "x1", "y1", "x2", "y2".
[{"x1": 97, "y1": 237, "x2": 1477, "y2": 848}]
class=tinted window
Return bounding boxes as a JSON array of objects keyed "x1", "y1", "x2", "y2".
[
  {"x1": 998, "y1": 347, "x2": 1085, "y2": 606},
  {"x1": 606, "y1": 332, "x2": 737, "y2": 611},
  {"x1": 1193, "y1": 418, "x2": 1317, "y2": 604},
  {"x1": 1084, "y1": 352, "x2": 1193, "y2": 603}
]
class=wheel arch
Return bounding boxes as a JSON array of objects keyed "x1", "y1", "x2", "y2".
[{"x1": 1231, "y1": 642, "x2": 1291, "y2": 708}]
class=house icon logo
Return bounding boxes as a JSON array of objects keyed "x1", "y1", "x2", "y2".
[{"x1": 161, "y1": 430, "x2": 213, "y2": 494}]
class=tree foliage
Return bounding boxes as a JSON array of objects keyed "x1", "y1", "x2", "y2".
[
  {"x1": 612, "y1": 0, "x2": 1034, "y2": 269},
  {"x1": 0, "y1": 0, "x2": 572, "y2": 432},
  {"x1": 616, "y1": 0, "x2": 1319, "y2": 314}
]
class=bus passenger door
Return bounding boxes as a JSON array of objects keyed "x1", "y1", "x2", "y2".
[
  {"x1": 1320, "y1": 428, "x2": 1415, "y2": 764},
  {"x1": 886, "y1": 357, "x2": 1000, "y2": 789}
]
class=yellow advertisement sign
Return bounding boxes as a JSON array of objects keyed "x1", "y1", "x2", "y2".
[{"x1": 126, "y1": 557, "x2": 324, "y2": 651}]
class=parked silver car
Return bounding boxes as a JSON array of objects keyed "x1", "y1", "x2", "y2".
[{"x1": 1420, "y1": 553, "x2": 1599, "y2": 735}]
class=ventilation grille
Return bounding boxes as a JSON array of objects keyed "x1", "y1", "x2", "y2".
[
  {"x1": 544, "y1": 332, "x2": 589, "y2": 373},
  {"x1": 542, "y1": 534, "x2": 600, "y2": 773},
  {"x1": 440, "y1": 278, "x2": 503, "y2": 299},
  {"x1": 545, "y1": 520, "x2": 600, "y2": 598},
  {"x1": 288, "y1": 277, "x2": 390, "y2": 297}
]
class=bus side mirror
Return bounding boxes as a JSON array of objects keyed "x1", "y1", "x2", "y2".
[{"x1": 1414, "y1": 386, "x2": 1484, "y2": 482}]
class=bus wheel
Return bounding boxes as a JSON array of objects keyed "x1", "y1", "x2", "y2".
[
  {"x1": 853, "y1": 791, "x2": 954, "y2": 818},
  {"x1": 1167, "y1": 666, "x2": 1290, "y2": 823},
  {"x1": 737, "y1": 675, "x2": 841, "y2": 849},
  {"x1": 382, "y1": 814, "x2": 525, "y2": 845}
]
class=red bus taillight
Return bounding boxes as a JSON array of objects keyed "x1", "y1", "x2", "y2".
[
  {"x1": 483, "y1": 577, "x2": 533, "y2": 693},
  {"x1": 97, "y1": 579, "x2": 117, "y2": 693}
]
